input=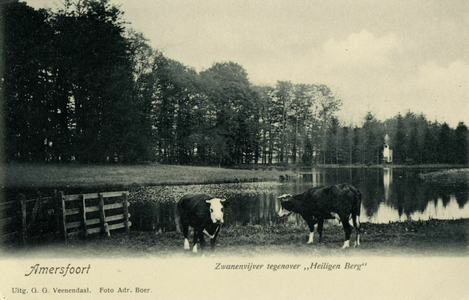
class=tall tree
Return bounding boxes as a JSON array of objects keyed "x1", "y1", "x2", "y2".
[
  {"x1": 422, "y1": 122, "x2": 438, "y2": 164},
  {"x1": 200, "y1": 62, "x2": 260, "y2": 165},
  {"x1": 316, "y1": 85, "x2": 342, "y2": 164},
  {"x1": 393, "y1": 113, "x2": 406, "y2": 164},
  {"x1": 253, "y1": 85, "x2": 276, "y2": 165},
  {"x1": 406, "y1": 122, "x2": 420, "y2": 164},
  {"x1": 324, "y1": 116, "x2": 340, "y2": 164},
  {"x1": 127, "y1": 30, "x2": 159, "y2": 162},
  {"x1": 454, "y1": 122, "x2": 469, "y2": 164},
  {"x1": 361, "y1": 112, "x2": 383, "y2": 165},
  {"x1": 52, "y1": 0, "x2": 138, "y2": 163},
  {"x1": 274, "y1": 81, "x2": 293, "y2": 163},
  {"x1": 338, "y1": 126, "x2": 353, "y2": 164},
  {"x1": 3, "y1": 2, "x2": 57, "y2": 162},
  {"x1": 438, "y1": 123, "x2": 453, "y2": 164},
  {"x1": 289, "y1": 84, "x2": 317, "y2": 163}
]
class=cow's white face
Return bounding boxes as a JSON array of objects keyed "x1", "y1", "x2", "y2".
[
  {"x1": 277, "y1": 194, "x2": 293, "y2": 217},
  {"x1": 206, "y1": 198, "x2": 226, "y2": 224}
]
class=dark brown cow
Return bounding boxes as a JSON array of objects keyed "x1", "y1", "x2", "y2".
[{"x1": 277, "y1": 183, "x2": 362, "y2": 248}]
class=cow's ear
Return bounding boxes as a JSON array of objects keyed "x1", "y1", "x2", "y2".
[
  {"x1": 277, "y1": 194, "x2": 292, "y2": 201},
  {"x1": 205, "y1": 199, "x2": 212, "y2": 206},
  {"x1": 220, "y1": 198, "x2": 229, "y2": 207}
]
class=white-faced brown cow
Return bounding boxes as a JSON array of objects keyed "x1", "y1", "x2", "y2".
[
  {"x1": 178, "y1": 194, "x2": 228, "y2": 253},
  {"x1": 277, "y1": 183, "x2": 362, "y2": 249}
]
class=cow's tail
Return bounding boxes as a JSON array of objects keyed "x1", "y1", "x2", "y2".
[
  {"x1": 350, "y1": 186, "x2": 362, "y2": 246},
  {"x1": 354, "y1": 187, "x2": 362, "y2": 217}
]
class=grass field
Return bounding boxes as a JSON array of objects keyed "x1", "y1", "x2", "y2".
[
  {"x1": 2, "y1": 163, "x2": 295, "y2": 188},
  {"x1": 3, "y1": 163, "x2": 467, "y2": 189},
  {"x1": 5, "y1": 219, "x2": 468, "y2": 258}
]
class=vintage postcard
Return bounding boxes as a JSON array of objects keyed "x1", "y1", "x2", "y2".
[{"x1": 1, "y1": 0, "x2": 468, "y2": 299}]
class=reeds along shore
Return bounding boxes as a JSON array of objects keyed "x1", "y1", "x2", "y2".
[{"x1": 419, "y1": 169, "x2": 469, "y2": 185}]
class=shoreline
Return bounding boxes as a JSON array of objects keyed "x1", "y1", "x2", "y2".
[{"x1": 2, "y1": 162, "x2": 468, "y2": 190}]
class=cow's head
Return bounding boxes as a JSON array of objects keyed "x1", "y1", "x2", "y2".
[
  {"x1": 206, "y1": 198, "x2": 227, "y2": 224},
  {"x1": 277, "y1": 194, "x2": 294, "y2": 217}
]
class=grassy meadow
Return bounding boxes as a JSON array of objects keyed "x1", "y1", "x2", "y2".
[
  {"x1": 6, "y1": 219, "x2": 469, "y2": 258},
  {"x1": 2, "y1": 163, "x2": 294, "y2": 188},
  {"x1": 3, "y1": 162, "x2": 467, "y2": 189}
]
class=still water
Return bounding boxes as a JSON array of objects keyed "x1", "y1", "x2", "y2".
[
  {"x1": 134, "y1": 168, "x2": 469, "y2": 231},
  {"x1": 283, "y1": 168, "x2": 469, "y2": 224}
]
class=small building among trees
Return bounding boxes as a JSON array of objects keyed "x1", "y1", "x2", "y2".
[{"x1": 383, "y1": 134, "x2": 393, "y2": 163}]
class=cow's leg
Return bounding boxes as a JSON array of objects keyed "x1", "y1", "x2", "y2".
[
  {"x1": 210, "y1": 225, "x2": 221, "y2": 252},
  {"x1": 305, "y1": 218, "x2": 316, "y2": 244},
  {"x1": 182, "y1": 223, "x2": 190, "y2": 250},
  {"x1": 317, "y1": 219, "x2": 325, "y2": 244},
  {"x1": 198, "y1": 229, "x2": 206, "y2": 252},
  {"x1": 352, "y1": 214, "x2": 361, "y2": 247},
  {"x1": 192, "y1": 227, "x2": 200, "y2": 253},
  {"x1": 340, "y1": 216, "x2": 353, "y2": 249}
]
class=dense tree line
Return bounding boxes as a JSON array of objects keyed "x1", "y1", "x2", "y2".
[
  {"x1": 2, "y1": 1, "x2": 469, "y2": 166},
  {"x1": 3, "y1": 0, "x2": 151, "y2": 163},
  {"x1": 321, "y1": 111, "x2": 469, "y2": 166}
]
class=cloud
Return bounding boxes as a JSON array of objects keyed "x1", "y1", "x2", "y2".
[
  {"x1": 334, "y1": 58, "x2": 469, "y2": 127},
  {"x1": 310, "y1": 30, "x2": 469, "y2": 127},
  {"x1": 309, "y1": 30, "x2": 407, "y2": 124},
  {"x1": 315, "y1": 29, "x2": 404, "y2": 75}
]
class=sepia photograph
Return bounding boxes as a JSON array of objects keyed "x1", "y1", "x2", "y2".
[{"x1": 1, "y1": 0, "x2": 468, "y2": 299}]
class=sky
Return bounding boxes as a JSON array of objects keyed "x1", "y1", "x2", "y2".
[{"x1": 26, "y1": 0, "x2": 469, "y2": 127}]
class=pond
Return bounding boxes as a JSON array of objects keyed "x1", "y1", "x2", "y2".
[
  {"x1": 131, "y1": 168, "x2": 469, "y2": 231},
  {"x1": 292, "y1": 168, "x2": 469, "y2": 223}
]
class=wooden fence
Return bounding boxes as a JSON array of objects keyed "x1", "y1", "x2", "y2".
[
  {"x1": 0, "y1": 191, "x2": 131, "y2": 246},
  {"x1": 0, "y1": 199, "x2": 22, "y2": 246},
  {"x1": 61, "y1": 191, "x2": 131, "y2": 240},
  {"x1": 20, "y1": 192, "x2": 61, "y2": 244}
]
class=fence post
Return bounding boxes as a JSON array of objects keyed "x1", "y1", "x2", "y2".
[
  {"x1": 98, "y1": 193, "x2": 109, "y2": 237},
  {"x1": 54, "y1": 190, "x2": 61, "y2": 238},
  {"x1": 81, "y1": 194, "x2": 88, "y2": 237},
  {"x1": 60, "y1": 191, "x2": 67, "y2": 242},
  {"x1": 19, "y1": 194, "x2": 27, "y2": 246},
  {"x1": 123, "y1": 192, "x2": 130, "y2": 233},
  {"x1": 36, "y1": 192, "x2": 43, "y2": 239}
]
